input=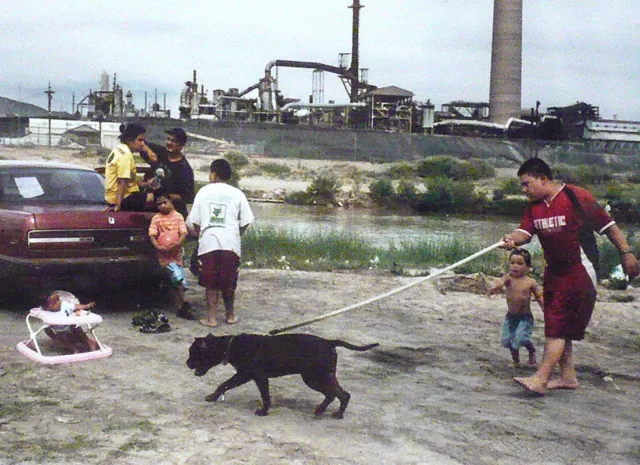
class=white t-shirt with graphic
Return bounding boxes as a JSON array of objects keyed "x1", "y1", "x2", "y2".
[{"x1": 186, "y1": 182, "x2": 254, "y2": 258}]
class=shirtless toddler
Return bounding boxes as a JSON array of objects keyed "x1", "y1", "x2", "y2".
[{"x1": 487, "y1": 249, "x2": 544, "y2": 367}]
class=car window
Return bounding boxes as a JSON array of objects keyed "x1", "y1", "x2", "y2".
[{"x1": 0, "y1": 167, "x2": 105, "y2": 204}]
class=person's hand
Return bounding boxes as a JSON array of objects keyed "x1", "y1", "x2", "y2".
[
  {"x1": 622, "y1": 253, "x2": 640, "y2": 280},
  {"x1": 501, "y1": 235, "x2": 516, "y2": 249}
]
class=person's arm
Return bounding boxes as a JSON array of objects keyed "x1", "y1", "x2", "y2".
[
  {"x1": 531, "y1": 281, "x2": 544, "y2": 309},
  {"x1": 73, "y1": 301, "x2": 96, "y2": 314},
  {"x1": 501, "y1": 230, "x2": 531, "y2": 250},
  {"x1": 114, "y1": 178, "x2": 128, "y2": 211},
  {"x1": 487, "y1": 276, "x2": 507, "y2": 296},
  {"x1": 605, "y1": 225, "x2": 640, "y2": 279}
]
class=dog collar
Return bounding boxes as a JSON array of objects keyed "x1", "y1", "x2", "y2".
[{"x1": 222, "y1": 336, "x2": 234, "y2": 365}]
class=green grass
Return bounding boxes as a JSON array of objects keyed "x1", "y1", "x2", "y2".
[{"x1": 241, "y1": 226, "x2": 531, "y2": 277}]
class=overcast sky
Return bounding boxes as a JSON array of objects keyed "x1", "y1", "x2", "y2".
[{"x1": 1, "y1": 0, "x2": 639, "y2": 120}]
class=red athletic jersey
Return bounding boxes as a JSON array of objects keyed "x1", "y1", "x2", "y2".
[{"x1": 516, "y1": 184, "x2": 614, "y2": 271}]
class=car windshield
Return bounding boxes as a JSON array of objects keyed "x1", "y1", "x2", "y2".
[{"x1": 0, "y1": 167, "x2": 105, "y2": 205}]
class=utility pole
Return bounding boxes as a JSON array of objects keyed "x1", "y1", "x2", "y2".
[{"x1": 45, "y1": 82, "x2": 55, "y2": 148}]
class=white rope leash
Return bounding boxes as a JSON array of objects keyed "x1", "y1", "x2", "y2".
[{"x1": 269, "y1": 240, "x2": 505, "y2": 335}]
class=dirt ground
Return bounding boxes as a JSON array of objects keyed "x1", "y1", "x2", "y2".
[
  {"x1": 1, "y1": 269, "x2": 639, "y2": 465},
  {"x1": 1, "y1": 147, "x2": 639, "y2": 464}
]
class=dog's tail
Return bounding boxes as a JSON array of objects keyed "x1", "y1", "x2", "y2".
[{"x1": 330, "y1": 340, "x2": 379, "y2": 352}]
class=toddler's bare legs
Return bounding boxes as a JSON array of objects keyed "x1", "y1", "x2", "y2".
[
  {"x1": 509, "y1": 348, "x2": 520, "y2": 367},
  {"x1": 523, "y1": 341, "x2": 537, "y2": 366}
]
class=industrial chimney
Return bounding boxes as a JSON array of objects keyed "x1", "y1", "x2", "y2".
[{"x1": 489, "y1": 0, "x2": 522, "y2": 124}]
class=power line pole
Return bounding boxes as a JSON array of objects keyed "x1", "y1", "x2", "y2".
[{"x1": 45, "y1": 82, "x2": 55, "y2": 148}]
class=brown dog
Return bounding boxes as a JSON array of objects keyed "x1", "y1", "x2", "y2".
[{"x1": 187, "y1": 333, "x2": 379, "y2": 418}]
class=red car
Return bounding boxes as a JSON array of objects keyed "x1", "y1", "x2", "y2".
[{"x1": 0, "y1": 160, "x2": 163, "y2": 295}]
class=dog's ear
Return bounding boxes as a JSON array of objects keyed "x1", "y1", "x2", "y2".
[
  {"x1": 193, "y1": 336, "x2": 208, "y2": 349},
  {"x1": 203, "y1": 333, "x2": 218, "y2": 345}
]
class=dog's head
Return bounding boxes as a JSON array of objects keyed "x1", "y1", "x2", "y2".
[{"x1": 187, "y1": 334, "x2": 226, "y2": 376}]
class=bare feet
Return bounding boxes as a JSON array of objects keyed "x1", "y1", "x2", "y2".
[
  {"x1": 199, "y1": 318, "x2": 218, "y2": 327},
  {"x1": 514, "y1": 375, "x2": 547, "y2": 396},
  {"x1": 226, "y1": 316, "x2": 238, "y2": 325},
  {"x1": 547, "y1": 378, "x2": 579, "y2": 390},
  {"x1": 528, "y1": 352, "x2": 537, "y2": 366}
]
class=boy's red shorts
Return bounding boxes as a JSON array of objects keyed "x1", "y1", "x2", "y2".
[
  {"x1": 543, "y1": 265, "x2": 597, "y2": 341},
  {"x1": 198, "y1": 250, "x2": 240, "y2": 291}
]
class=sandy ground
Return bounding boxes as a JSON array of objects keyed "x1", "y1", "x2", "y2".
[
  {"x1": 1, "y1": 269, "x2": 640, "y2": 465},
  {"x1": 1, "y1": 147, "x2": 639, "y2": 464}
]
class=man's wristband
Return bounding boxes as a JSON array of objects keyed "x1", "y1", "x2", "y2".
[{"x1": 620, "y1": 249, "x2": 633, "y2": 256}]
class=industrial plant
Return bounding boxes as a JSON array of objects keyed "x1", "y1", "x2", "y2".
[{"x1": 1, "y1": 0, "x2": 639, "y2": 154}]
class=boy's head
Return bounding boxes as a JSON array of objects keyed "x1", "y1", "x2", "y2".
[
  {"x1": 508, "y1": 249, "x2": 532, "y2": 277},
  {"x1": 44, "y1": 292, "x2": 62, "y2": 311},
  {"x1": 517, "y1": 158, "x2": 554, "y2": 201},
  {"x1": 155, "y1": 189, "x2": 174, "y2": 214},
  {"x1": 165, "y1": 127, "x2": 187, "y2": 152},
  {"x1": 210, "y1": 159, "x2": 232, "y2": 182}
]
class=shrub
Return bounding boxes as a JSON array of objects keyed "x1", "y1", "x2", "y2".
[
  {"x1": 396, "y1": 180, "x2": 419, "y2": 204},
  {"x1": 306, "y1": 171, "x2": 342, "y2": 205},
  {"x1": 255, "y1": 162, "x2": 292, "y2": 177},
  {"x1": 416, "y1": 156, "x2": 494, "y2": 181},
  {"x1": 413, "y1": 177, "x2": 483, "y2": 212},
  {"x1": 386, "y1": 162, "x2": 414, "y2": 179},
  {"x1": 369, "y1": 179, "x2": 395, "y2": 201}
]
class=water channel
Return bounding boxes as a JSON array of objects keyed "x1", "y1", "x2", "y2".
[{"x1": 251, "y1": 202, "x2": 521, "y2": 249}]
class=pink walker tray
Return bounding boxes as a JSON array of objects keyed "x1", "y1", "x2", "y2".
[{"x1": 16, "y1": 307, "x2": 112, "y2": 364}]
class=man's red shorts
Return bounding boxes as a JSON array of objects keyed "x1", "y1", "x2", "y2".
[
  {"x1": 543, "y1": 264, "x2": 597, "y2": 341},
  {"x1": 198, "y1": 250, "x2": 240, "y2": 291}
]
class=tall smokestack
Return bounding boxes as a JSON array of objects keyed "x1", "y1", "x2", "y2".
[
  {"x1": 489, "y1": 0, "x2": 522, "y2": 124},
  {"x1": 349, "y1": 0, "x2": 363, "y2": 102}
]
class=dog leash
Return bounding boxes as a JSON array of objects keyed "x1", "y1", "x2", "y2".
[
  {"x1": 269, "y1": 240, "x2": 505, "y2": 335},
  {"x1": 222, "y1": 336, "x2": 235, "y2": 365}
]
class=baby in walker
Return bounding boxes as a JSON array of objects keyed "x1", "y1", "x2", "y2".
[{"x1": 41, "y1": 291, "x2": 100, "y2": 353}]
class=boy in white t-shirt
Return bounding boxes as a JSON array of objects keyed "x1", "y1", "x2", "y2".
[{"x1": 186, "y1": 159, "x2": 254, "y2": 327}]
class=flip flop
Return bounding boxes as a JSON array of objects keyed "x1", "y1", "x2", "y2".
[{"x1": 199, "y1": 318, "x2": 218, "y2": 327}]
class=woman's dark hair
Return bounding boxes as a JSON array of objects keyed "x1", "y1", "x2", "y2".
[
  {"x1": 517, "y1": 157, "x2": 552, "y2": 180},
  {"x1": 510, "y1": 248, "x2": 532, "y2": 267},
  {"x1": 210, "y1": 159, "x2": 232, "y2": 181},
  {"x1": 119, "y1": 122, "x2": 146, "y2": 143}
]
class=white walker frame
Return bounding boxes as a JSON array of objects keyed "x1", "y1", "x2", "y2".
[{"x1": 16, "y1": 308, "x2": 112, "y2": 364}]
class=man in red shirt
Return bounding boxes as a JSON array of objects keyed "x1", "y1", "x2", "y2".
[{"x1": 502, "y1": 158, "x2": 639, "y2": 396}]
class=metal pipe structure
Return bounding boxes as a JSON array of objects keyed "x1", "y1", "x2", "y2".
[{"x1": 489, "y1": 0, "x2": 522, "y2": 124}]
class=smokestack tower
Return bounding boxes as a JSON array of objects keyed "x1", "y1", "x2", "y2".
[
  {"x1": 349, "y1": 0, "x2": 363, "y2": 102},
  {"x1": 489, "y1": 0, "x2": 522, "y2": 124}
]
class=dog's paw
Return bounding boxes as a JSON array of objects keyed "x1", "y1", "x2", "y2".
[
  {"x1": 254, "y1": 408, "x2": 268, "y2": 416},
  {"x1": 205, "y1": 393, "x2": 224, "y2": 402}
]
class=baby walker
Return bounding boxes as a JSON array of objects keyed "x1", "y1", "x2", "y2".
[{"x1": 16, "y1": 307, "x2": 112, "y2": 364}]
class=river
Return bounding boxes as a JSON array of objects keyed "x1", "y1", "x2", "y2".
[{"x1": 250, "y1": 203, "x2": 520, "y2": 248}]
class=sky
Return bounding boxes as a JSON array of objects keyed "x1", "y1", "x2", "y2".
[{"x1": 1, "y1": 0, "x2": 639, "y2": 121}]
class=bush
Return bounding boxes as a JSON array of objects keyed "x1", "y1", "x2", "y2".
[
  {"x1": 255, "y1": 162, "x2": 292, "y2": 177},
  {"x1": 413, "y1": 177, "x2": 483, "y2": 212},
  {"x1": 306, "y1": 171, "x2": 342, "y2": 205},
  {"x1": 369, "y1": 179, "x2": 395, "y2": 201},
  {"x1": 386, "y1": 162, "x2": 414, "y2": 179},
  {"x1": 416, "y1": 156, "x2": 494, "y2": 181},
  {"x1": 396, "y1": 180, "x2": 419, "y2": 204},
  {"x1": 223, "y1": 150, "x2": 249, "y2": 187}
]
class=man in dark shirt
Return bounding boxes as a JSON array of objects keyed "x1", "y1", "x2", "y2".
[{"x1": 141, "y1": 127, "x2": 195, "y2": 219}]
